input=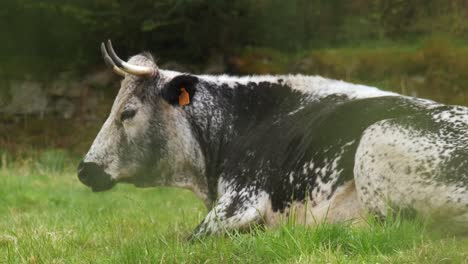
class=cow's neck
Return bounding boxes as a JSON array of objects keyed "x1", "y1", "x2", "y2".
[{"x1": 186, "y1": 78, "x2": 299, "y2": 204}]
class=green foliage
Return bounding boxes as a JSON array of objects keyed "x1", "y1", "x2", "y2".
[{"x1": 1, "y1": 0, "x2": 467, "y2": 75}]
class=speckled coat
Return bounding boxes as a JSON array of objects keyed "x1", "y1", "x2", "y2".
[{"x1": 79, "y1": 54, "x2": 468, "y2": 237}]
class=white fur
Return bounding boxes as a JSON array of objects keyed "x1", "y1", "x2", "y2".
[
  {"x1": 199, "y1": 74, "x2": 398, "y2": 101},
  {"x1": 355, "y1": 119, "x2": 468, "y2": 224}
]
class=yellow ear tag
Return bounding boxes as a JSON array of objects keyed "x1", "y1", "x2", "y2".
[{"x1": 179, "y1": 87, "x2": 190, "y2": 106}]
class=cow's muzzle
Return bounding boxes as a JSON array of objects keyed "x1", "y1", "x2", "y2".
[{"x1": 77, "y1": 161, "x2": 115, "y2": 192}]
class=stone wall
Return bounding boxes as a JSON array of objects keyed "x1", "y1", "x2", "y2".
[
  {"x1": 0, "y1": 69, "x2": 117, "y2": 120},
  {"x1": 0, "y1": 57, "x2": 225, "y2": 121}
]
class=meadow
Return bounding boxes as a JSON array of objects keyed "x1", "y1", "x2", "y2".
[
  {"x1": 2, "y1": 1, "x2": 468, "y2": 262},
  {"x1": 0, "y1": 150, "x2": 467, "y2": 263}
]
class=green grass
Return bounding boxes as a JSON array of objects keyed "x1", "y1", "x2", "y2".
[{"x1": 1, "y1": 151, "x2": 468, "y2": 263}]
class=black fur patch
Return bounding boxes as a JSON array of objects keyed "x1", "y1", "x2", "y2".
[{"x1": 185, "y1": 80, "x2": 433, "y2": 213}]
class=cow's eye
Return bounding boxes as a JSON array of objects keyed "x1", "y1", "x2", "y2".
[{"x1": 120, "y1": 109, "x2": 137, "y2": 121}]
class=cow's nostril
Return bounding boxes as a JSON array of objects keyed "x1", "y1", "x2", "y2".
[
  {"x1": 77, "y1": 161, "x2": 115, "y2": 191},
  {"x1": 77, "y1": 161, "x2": 91, "y2": 185},
  {"x1": 77, "y1": 161, "x2": 103, "y2": 185}
]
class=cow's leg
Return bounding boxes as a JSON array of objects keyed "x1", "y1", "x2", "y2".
[{"x1": 191, "y1": 188, "x2": 269, "y2": 238}]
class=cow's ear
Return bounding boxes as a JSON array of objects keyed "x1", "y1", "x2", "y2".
[{"x1": 161, "y1": 75, "x2": 198, "y2": 106}]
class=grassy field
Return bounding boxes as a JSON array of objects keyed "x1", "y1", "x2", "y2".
[{"x1": 1, "y1": 150, "x2": 468, "y2": 263}]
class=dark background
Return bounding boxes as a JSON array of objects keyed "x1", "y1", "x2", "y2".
[{"x1": 1, "y1": 0, "x2": 467, "y2": 157}]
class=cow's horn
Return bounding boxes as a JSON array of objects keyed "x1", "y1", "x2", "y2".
[
  {"x1": 100, "y1": 43, "x2": 126, "y2": 77},
  {"x1": 102, "y1": 40, "x2": 157, "y2": 77}
]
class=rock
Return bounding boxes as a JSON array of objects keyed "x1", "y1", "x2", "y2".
[
  {"x1": 49, "y1": 80, "x2": 82, "y2": 98},
  {"x1": 68, "y1": 81, "x2": 84, "y2": 98},
  {"x1": 48, "y1": 79, "x2": 67, "y2": 96},
  {"x1": 83, "y1": 96, "x2": 101, "y2": 121},
  {"x1": 2, "y1": 80, "x2": 48, "y2": 115},
  {"x1": 48, "y1": 72, "x2": 82, "y2": 98},
  {"x1": 0, "y1": 79, "x2": 11, "y2": 108},
  {"x1": 83, "y1": 70, "x2": 114, "y2": 88},
  {"x1": 55, "y1": 98, "x2": 76, "y2": 119}
]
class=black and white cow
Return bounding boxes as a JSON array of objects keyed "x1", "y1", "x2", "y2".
[{"x1": 78, "y1": 41, "x2": 468, "y2": 237}]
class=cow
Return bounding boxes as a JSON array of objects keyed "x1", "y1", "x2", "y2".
[{"x1": 78, "y1": 40, "x2": 468, "y2": 238}]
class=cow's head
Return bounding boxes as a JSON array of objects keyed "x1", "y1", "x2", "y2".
[{"x1": 78, "y1": 40, "x2": 205, "y2": 192}]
